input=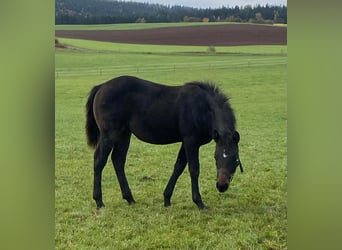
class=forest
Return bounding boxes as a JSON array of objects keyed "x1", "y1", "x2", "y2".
[{"x1": 56, "y1": 0, "x2": 287, "y2": 24}]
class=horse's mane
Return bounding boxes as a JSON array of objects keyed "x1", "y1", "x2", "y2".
[
  {"x1": 185, "y1": 81, "x2": 229, "y2": 107},
  {"x1": 185, "y1": 81, "x2": 236, "y2": 131}
]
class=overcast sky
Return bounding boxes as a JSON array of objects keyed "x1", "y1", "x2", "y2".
[{"x1": 122, "y1": 0, "x2": 287, "y2": 9}]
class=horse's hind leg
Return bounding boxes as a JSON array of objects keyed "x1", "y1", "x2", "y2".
[
  {"x1": 111, "y1": 132, "x2": 135, "y2": 205},
  {"x1": 163, "y1": 144, "x2": 187, "y2": 207},
  {"x1": 93, "y1": 136, "x2": 113, "y2": 209}
]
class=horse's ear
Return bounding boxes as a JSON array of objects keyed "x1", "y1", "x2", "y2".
[
  {"x1": 233, "y1": 131, "x2": 240, "y2": 143},
  {"x1": 212, "y1": 130, "x2": 219, "y2": 141}
]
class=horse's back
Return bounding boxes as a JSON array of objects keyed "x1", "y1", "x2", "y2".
[
  {"x1": 93, "y1": 76, "x2": 183, "y2": 144},
  {"x1": 98, "y1": 75, "x2": 176, "y2": 100}
]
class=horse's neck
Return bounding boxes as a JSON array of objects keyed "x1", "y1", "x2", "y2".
[{"x1": 211, "y1": 106, "x2": 225, "y2": 133}]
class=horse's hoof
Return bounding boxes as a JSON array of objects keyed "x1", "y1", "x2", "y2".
[
  {"x1": 96, "y1": 204, "x2": 105, "y2": 209},
  {"x1": 95, "y1": 200, "x2": 105, "y2": 209},
  {"x1": 199, "y1": 205, "x2": 208, "y2": 211},
  {"x1": 196, "y1": 202, "x2": 207, "y2": 210},
  {"x1": 127, "y1": 199, "x2": 136, "y2": 205}
]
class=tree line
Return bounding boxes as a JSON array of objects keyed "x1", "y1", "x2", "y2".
[{"x1": 56, "y1": 0, "x2": 287, "y2": 25}]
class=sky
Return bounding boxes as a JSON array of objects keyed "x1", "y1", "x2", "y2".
[{"x1": 121, "y1": 0, "x2": 287, "y2": 9}]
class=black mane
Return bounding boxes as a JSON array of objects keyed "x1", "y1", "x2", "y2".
[
  {"x1": 185, "y1": 81, "x2": 229, "y2": 107},
  {"x1": 185, "y1": 81, "x2": 236, "y2": 131}
]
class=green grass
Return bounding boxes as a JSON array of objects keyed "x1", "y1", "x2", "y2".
[
  {"x1": 56, "y1": 38, "x2": 287, "y2": 55},
  {"x1": 55, "y1": 22, "x2": 281, "y2": 31},
  {"x1": 55, "y1": 38, "x2": 287, "y2": 249},
  {"x1": 55, "y1": 22, "x2": 222, "y2": 30},
  {"x1": 55, "y1": 38, "x2": 287, "y2": 79}
]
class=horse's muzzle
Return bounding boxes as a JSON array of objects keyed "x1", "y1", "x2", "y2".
[
  {"x1": 216, "y1": 173, "x2": 233, "y2": 192},
  {"x1": 216, "y1": 182, "x2": 229, "y2": 192}
]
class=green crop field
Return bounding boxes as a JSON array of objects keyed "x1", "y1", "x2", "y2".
[
  {"x1": 55, "y1": 22, "x2": 222, "y2": 30},
  {"x1": 55, "y1": 22, "x2": 282, "y2": 31},
  {"x1": 55, "y1": 36, "x2": 287, "y2": 249}
]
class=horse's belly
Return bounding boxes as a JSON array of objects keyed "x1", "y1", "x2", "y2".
[
  {"x1": 133, "y1": 132, "x2": 181, "y2": 145},
  {"x1": 130, "y1": 120, "x2": 181, "y2": 145}
]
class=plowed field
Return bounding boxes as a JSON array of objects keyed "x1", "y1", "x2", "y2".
[{"x1": 55, "y1": 24, "x2": 286, "y2": 46}]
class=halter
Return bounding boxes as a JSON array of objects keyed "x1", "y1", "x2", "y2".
[
  {"x1": 236, "y1": 157, "x2": 244, "y2": 173},
  {"x1": 239, "y1": 161, "x2": 244, "y2": 173}
]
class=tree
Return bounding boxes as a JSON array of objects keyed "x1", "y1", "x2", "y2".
[
  {"x1": 255, "y1": 12, "x2": 264, "y2": 23},
  {"x1": 55, "y1": 0, "x2": 287, "y2": 25},
  {"x1": 135, "y1": 17, "x2": 146, "y2": 23}
]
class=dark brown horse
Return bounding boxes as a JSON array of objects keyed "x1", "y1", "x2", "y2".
[{"x1": 85, "y1": 75, "x2": 243, "y2": 209}]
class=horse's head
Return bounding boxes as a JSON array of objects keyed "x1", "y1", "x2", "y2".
[{"x1": 213, "y1": 130, "x2": 243, "y2": 193}]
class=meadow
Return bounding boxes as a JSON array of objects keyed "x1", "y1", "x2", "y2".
[
  {"x1": 55, "y1": 34, "x2": 287, "y2": 249},
  {"x1": 55, "y1": 22, "x2": 226, "y2": 30},
  {"x1": 55, "y1": 22, "x2": 286, "y2": 31}
]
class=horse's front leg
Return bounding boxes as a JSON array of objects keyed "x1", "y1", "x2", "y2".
[
  {"x1": 163, "y1": 144, "x2": 187, "y2": 207},
  {"x1": 184, "y1": 140, "x2": 206, "y2": 210}
]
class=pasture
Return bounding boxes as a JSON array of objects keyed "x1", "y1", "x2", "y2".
[
  {"x1": 55, "y1": 33, "x2": 287, "y2": 249},
  {"x1": 55, "y1": 22, "x2": 231, "y2": 30},
  {"x1": 55, "y1": 22, "x2": 287, "y2": 31}
]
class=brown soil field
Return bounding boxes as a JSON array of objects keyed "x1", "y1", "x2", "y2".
[{"x1": 55, "y1": 24, "x2": 286, "y2": 46}]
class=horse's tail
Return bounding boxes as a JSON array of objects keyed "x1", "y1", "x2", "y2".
[{"x1": 85, "y1": 84, "x2": 102, "y2": 148}]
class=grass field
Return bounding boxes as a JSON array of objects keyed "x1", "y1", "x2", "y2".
[
  {"x1": 55, "y1": 36, "x2": 287, "y2": 249},
  {"x1": 55, "y1": 22, "x2": 226, "y2": 30},
  {"x1": 55, "y1": 22, "x2": 286, "y2": 31}
]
